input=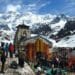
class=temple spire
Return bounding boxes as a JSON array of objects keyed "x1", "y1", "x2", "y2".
[{"x1": 22, "y1": 20, "x2": 24, "y2": 25}]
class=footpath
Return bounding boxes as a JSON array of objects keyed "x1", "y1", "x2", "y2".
[{"x1": 0, "y1": 57, "x2": 35, "y2": 75}]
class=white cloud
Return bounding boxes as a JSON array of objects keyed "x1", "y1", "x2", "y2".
[
  {"x1": 28, "y1": 4, "x2": 36, "y2": 7},
  {"x1": 0, "y1": 0, "x2": 54, "y2": 27},
  {"x1": 2, "y1": 0, "x2": 51, "y2": 14},
  {"x1": 23, "y1": 1, "x2": 51, "y2": 13},
  {"x1": 38, "y1": 1, "x2": 51, "y2": 9},
  {"x1": 6, "y1": 4, "x2": 21, "y2": 12},
  {"x1": 0, "y1": 13, "x2": 3, "y2": 17}
]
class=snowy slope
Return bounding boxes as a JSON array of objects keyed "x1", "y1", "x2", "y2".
[
  {"x1": 50, "y1": 19, "x2": 66, "y2": 37},
  {"x1": 0, "y1": 30, "x2": 15, "y2": 44},
  {"x1": 51, "y1": 20, "x2": 66, "y2": 32},
  {"x1": 55, "y1": 34, "x2": 75, "y2": 47}
]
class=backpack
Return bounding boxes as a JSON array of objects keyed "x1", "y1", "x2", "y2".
[{"x1": 10, "y1": 61, "x2": 18, "y2": 69}]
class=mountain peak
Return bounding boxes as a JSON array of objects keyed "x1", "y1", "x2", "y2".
[
  {"x1": 0, "y1": 12, "x2": 75, "y2": 44},
  {"x1": 59, "y1": 14, "x2": 69, "y2": 21}
]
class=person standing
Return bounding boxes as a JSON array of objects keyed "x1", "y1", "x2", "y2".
[
  {"x1": 9, "y1": 43, "x2": 14, "y2": 58},
  {"x1": 51, "y1": 64, "x2": 57, "y2": 75},
  {"x1": 18, "y1": 51, "x2": 25, "y2": 67},
  {"x1": 0, "y1": 51, "x2": 6, "y2": 73},
  {"x1": 0, "y1": 42, "x2": 6, "y2": 73},
  {"x1": 4, "y1": 43, "x2": 9, "y2": 58}
]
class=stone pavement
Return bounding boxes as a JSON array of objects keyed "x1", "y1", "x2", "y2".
[
  {"x1": 0, "y1": 57, "x2": 35, "y2": 75},
  {"x1": 67, "y1": 72, "x2": 75, "y2": 75},
  {"x1": 0, "y1": 57, "x2": 18, "y2": 71}
]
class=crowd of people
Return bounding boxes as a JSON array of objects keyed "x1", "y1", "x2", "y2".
[
  {"x1": 0, "y1": 42, "x2": 14, "y2": 73},
  {"x1": 29, "y1": 54, "x2": 68, "y2": 75},
  {"x1": 0, "y1": 42, "x2": 72, "y2": 75}
]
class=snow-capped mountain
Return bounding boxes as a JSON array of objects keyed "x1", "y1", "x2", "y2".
[
  {"x1": 0, "y1": 11, "x2": 68, "y2": 32},
  {"x1": 0, "y1": 11, "x2": 56, "y2": 43},
  {"x1": 50, "y1": 16, "x2": 67, "y2": 34},
  {"x1": 31, "y1": 14, "x2": 68, "y2": 37},
  {"x1": 57, "y1": 20, "x2": 75, "y2": 37},
  {"x1": 0, "y1": 11, "x2": 56, "y2": 30},
  {"x1": 0, "y1": 11, "x2": 75, "y2": 45}
]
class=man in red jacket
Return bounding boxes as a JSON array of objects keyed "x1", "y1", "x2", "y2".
[{"x1": 9, "y1": 43, "x2": 14, "y2": 58}]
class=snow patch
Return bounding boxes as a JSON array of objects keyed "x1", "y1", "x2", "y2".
[{"x1": 55, "y1": 35, "x2": 75, "y2": 47}]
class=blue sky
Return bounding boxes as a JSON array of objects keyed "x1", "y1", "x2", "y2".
[{"x1": 0, "y1": 0, "x2": 75, "y2": 16}]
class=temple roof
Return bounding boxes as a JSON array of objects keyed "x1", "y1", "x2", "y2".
[
  {"x1": 20, "y1": 34, "x2": 56, "y2": 47},
  {"x1": 16, "y1": 24, "x2": 29, "y2": 29}
]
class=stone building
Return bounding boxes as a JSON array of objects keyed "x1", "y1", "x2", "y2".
[
  {"x1": 14, "y1": 24, "x2": 55, "y2": 61},
  {"x1": 14, "y1": 24, "x2": 30, "y2": 51}
]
